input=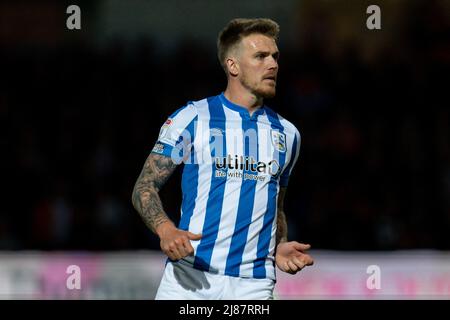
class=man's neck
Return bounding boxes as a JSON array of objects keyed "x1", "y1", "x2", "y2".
[{"x1": 223, "y1": 85, "x2": 263, "y2": 116}]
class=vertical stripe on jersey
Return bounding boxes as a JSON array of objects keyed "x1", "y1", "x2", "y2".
[
  {"x1": 179, "y1": 115, "x2": 199, "y2": 231},
  {"x1": 181, "y1": 98, "x2": 211, "y2": 266},
  {"x1": 253, "y1": 109, "x2": 287, "y2": 278},
  {"x1": 225, "y1": 114, "x2": 259, "y2": 277},
  {"x1": 208, "y1": 106, "x2": 244, "y2": 272},
  {"x1": 193, "y1": 96, "x2": 227, "y2": 272},
  {"x1": 239, "y1": 113, "x2": 271, "y2": 277}
]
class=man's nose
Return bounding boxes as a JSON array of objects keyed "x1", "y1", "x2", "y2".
[{"x1": 268, "y1": 56, "x2": 278, "y2": 70}]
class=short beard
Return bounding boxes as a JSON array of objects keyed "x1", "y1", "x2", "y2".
[
  {"x1": 257, "y1": 87, "x2": 276, "y2": 99},
  {"x1": 240, "y1": 77, "x2": 276, "y2": 99}
]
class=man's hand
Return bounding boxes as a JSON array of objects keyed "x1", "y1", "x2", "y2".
[
  {"x1": 156, "y1": 221, "x2": 202, "y2": 261},
  {"x1": 275, "y1": 241, "x2": 314, "y2": 274}
]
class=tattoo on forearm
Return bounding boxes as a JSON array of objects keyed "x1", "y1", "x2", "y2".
[
  {"x1": 132, "y1": 153, "x2": 177, "y2": 233},
  {"x1": 276, "y1": 210, "x2": 288, "y2": 245},
  {"x1": 276, "y1": 187, "x2": 288, "y2": 245}
]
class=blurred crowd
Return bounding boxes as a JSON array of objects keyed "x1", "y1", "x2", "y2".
[{"x1": 2, "y1": 0, "x2": 449, "y2": 251}]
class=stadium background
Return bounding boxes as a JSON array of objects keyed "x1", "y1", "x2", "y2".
[{"x1": 1, "y1": 0, "x2": 450, "y2": 299}]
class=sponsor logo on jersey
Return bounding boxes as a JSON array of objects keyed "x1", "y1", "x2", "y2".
[
  {"x1": 214, "y1": 154, "x2": 281, "y2": 177},
  {"x1": 152, "y1": 143, "x2": 165, "y2": 154},
  {"x1": 210, "y1": 127, "x2": 224, "y2": 137}
]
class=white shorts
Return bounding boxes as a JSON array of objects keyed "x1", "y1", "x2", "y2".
[{"x1": 155, "y1": 261, "x2": 275, "y2": 300}]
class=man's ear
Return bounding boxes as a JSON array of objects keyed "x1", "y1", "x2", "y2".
[{"x1": 226, "y1": 58, "x2": 239, "y2": 77}]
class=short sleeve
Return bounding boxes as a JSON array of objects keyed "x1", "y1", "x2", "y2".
[
  {"x1": 151, "y1": 104, "x2": 198, "y2": 163},
  {"x1": 279, "y1": 128, "x2": 301, "y2": 187}
]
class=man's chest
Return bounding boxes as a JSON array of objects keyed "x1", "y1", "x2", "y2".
[{"x1": 191, "y1": 118, "x2": 289, "y2": 181}]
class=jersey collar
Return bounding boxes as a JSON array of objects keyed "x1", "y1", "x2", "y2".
[{"x1": 219, "y1": 92, "x2": 265, "y2": 120}]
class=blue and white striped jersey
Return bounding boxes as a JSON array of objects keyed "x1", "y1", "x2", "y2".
[{"x1": 152, "y1": 93, "x2": 301, "y2": 280}]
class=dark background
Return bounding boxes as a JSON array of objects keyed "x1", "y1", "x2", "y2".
[{"x1": 2, "y1": 0, "x2": 449, "y2": 251}]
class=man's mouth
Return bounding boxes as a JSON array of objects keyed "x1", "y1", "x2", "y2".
[{"x1": 263, "y1": 76, "x2": 277, "y2": 82}]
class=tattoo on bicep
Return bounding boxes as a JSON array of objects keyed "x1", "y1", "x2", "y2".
[{"x1": 132, "y1": 153, "x2": 177, "y2": 233}]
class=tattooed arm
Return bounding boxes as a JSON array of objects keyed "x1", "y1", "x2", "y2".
[
  {"x1": 275, "y1": 187, "x2": 314, "y2": 274},
  {"x1": 132, "y1": 153, "x2": 176, "y2": 233},
  {"x1": 132, "y1": 153, "x2": 201, "y2": 260},
  {"x1": 276, "y1": 187, "x2": 289, "y2": 246}
]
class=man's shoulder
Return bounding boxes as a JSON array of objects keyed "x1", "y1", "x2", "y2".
[
  {"x1": 168, "y1": 94, "x2": 221, "y2": 122},
  {"x1": 182, "y1": 94, "x2": 221, "y2": 111},
  {"x1": 263, "y1": 105, "x2": 300, "y2": 136},
  {"x1": 170, "y1": 96, "x2": 210, "y2": 117}
]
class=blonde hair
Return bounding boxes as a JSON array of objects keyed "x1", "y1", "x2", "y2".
[{"x1": 217, "y1": 18, "x2": 280, "y2": 72}]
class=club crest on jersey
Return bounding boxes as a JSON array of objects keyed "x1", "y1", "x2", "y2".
[{"x1": 271, "y1": 130, "x2": 286, "y2": 153}]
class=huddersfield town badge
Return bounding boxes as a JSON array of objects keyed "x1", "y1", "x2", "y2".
[{"x1": 271, "y1": 130, "x2": 286, "y2": 153}]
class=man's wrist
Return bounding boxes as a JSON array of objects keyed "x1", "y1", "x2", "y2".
[
  {"x1": 276, "y1": 239, "x2": 287, "y2": 253},
  {"x1": 155, "y1": 220, "x2": 176, "y2": 238}
]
